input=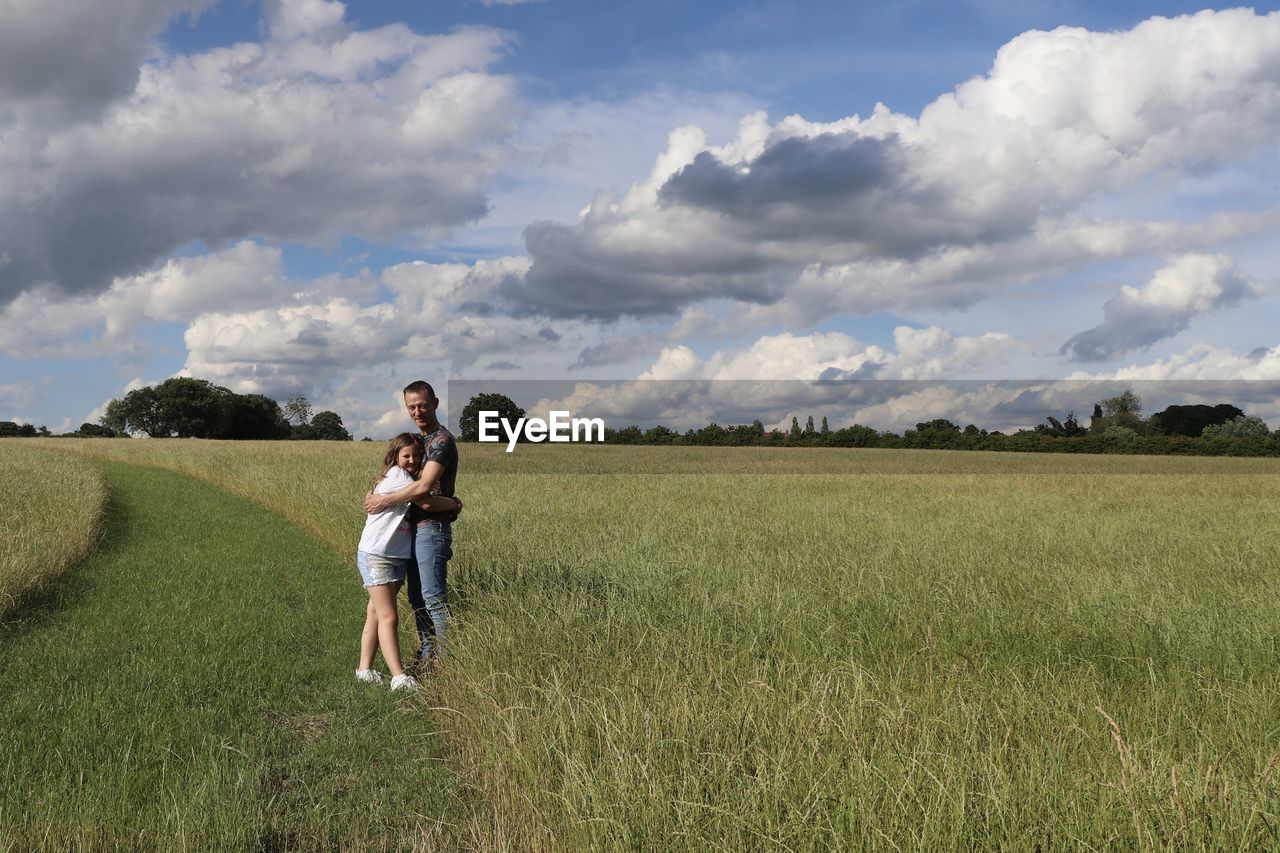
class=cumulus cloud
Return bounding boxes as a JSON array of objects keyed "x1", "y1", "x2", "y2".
[
  {"x1": 1069, "y1": 342, "x2": 1280, "y2": 382},
  {"x1": 500, "y1": 9, "x2": 1280, "y2": 320},
  {"x1": 1064, "y1": 344, "x2": 1280, "y2": 425},
  {"x1": 639, "y1": 327, "x2": 1016, "y2": 381},
  {"x1": 572, "y1": 335, "x2": 666, "y2": 369},
  {"x1": 0, "y1": 381, "x2": 37, "y2": 414},
  {"x1": 0, "y1": 0, "x2": 211, "y2": 118},
  {"x1": 0, "y1": 0, "x2": 517, "y2": 306},
  {"x1": 0, "y1": 242, "x2": 375, "y2": 359},
  {"x1": 503, "y1": 377, "x2": 1108, "y2": 434},
  {"x1": 178, "y1": 256, "x2": 548, "y2": 396},
  {"x1": 1061, "y1": 254, "x2": 1266, "y2": 361}
]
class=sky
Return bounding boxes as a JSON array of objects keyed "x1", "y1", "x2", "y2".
[{"x1": 3, "y1": 0, "x2": 1280, "y2": 436}]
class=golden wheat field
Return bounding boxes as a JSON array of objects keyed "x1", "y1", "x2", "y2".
[
  {"x1": 8, "y1": 438, "x2": 1280, "y2": 848},
  {"x1": 0, "y1": 445, "x2": 107, "y2": 620}
]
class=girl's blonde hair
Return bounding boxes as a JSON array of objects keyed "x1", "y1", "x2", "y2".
[{"x1": 374, "y1": 432, "x2": 421, "y2": 487}]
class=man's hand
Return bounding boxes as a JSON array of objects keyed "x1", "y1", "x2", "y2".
[
  {"x1": 363, "y1": 490, "x2": 386, "y2": 514},
  {"x1": 448, "y1": 496, "x2": 464, "y2": 522}
]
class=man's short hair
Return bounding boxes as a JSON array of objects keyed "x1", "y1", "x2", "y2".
[{"x1": 403, "y1": 380, "x2": 436, "y2": 399}]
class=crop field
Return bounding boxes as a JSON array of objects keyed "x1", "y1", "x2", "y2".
[
  {"x1": 0, "y1": 445, "x2": 107, "y2": 620},
  {"x1": 5, "y1": 439, "x2": 1280, "y2": 849}
]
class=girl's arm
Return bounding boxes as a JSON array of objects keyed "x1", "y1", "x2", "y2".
[
  {"x1": 364, "y1": 461, "x2": 458, "y2": 514},
  {"x1": 416, "y1": 494, "x2": 462, "y2": 513},
  {"x1": 365, "y1": 492, "x2": 460, "y2": 514}
]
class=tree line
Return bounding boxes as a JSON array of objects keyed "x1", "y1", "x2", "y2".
[
  {"x1": 2, "y1": 379, "x2": 351, "y2": 440},
  {"x1": 458, "y1": 391, "x2": 1280, "y2": 457}
]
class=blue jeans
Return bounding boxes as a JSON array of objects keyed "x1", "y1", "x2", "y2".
[{"x1": 406, "y1": 521, "x2": 451, "y2": 660}]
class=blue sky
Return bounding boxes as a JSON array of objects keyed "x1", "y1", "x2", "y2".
[{"x1": 3, "y1": 0, "x2": 1280, "y2": 435}]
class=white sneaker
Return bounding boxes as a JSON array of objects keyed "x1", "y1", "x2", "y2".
[
  {"x1": 390, "y1": 673, "x2": 420, "y2": 692},
  {"x1": 355, "y1": 668, "x2": 384, "y2": 684}
]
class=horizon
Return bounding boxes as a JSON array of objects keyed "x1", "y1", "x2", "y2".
[{"x1": 3, "y1": 0, "x2": 1280, "y2": 436}]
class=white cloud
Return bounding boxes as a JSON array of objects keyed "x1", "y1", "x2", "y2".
[
  {"x1": 1068, "y1": 342, "x2": 1280, "y2": 382},
  {"x1": 0, "y1": 1, "x2": 517, "y2": 305},
  {"x1": 0, "y1": 242, "x2": 378, "y2": 359},
  {"x1": 498, "y1": 9, "x2": 1280, "y2": 321},
  {"x1": 0, "y1": 381, "x2": 37, "y2": 413},
  {"x1": 449, "y1": 88, "x2": 763, "y2": 254},
  {"x1": 1063, "y1": 343, "x2": 1280, "y2": 426},
  {"x1": 265, "y1": 0, "x2": 347, "y2": 41},
  {"x1": 639, "y1": 327, "x2": 1016, "y2": 382},
  {"x1": 1062, "y1": 254, "x2": 1267, "y2": 361},
  {"x1": 176, "y1": 256, "x2": 559, "y2": 397}
]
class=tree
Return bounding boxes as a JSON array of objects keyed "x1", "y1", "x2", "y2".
[
  {"x1": 1202, "y1": 415, "x2": 1270, "y2": 439},
  {"x1": 99, "y1": 377, "x2": 349, "y2": 440},
  {"x1": 790, "y1": 416, "x2": 802, "y2": 440},
  {"x1": 309, "y1": 410, "x2": 352, "y2": 441},
  {"x1": 915, "y1": 419, "x2": 960, "y2": 434},
  {"x1": 803, "y1": 415, "x2": 816, "y2": 437},
  {"x1": 154, "y1": 377, "x2": 231, "y2": 438},
  {"x1": 74, "y1": 423, "x2": 117, "y2": 438},
  {"x1": 820, "y1": 416, "x2": 830, "y2": 436},
  {"x1": 1036, "y1": 411, "x2": 1087, "y2": 437},
  {"x1": 643, "y1": 424, "x2": 674, "y2": 443},
  {"x1": 1149, "y1": 403, "x2": 1244, "y2": 437},
  {"x1": 103, "y1": 386, "x2": 164, "y2": 437},
  {"x1": 1090, "y1": 403, "x2": 1104, "y2": 433},
  {"x1": 609, "y1": 425, "x2": 643, "y2": 444},
  {"x1": 1095, "y1": 390, "x2": 1144, "y2": 432},
  {"x1": 284, "y1": 394, "x2": 313, "y2": 426},
  {"x1": 223, "y1": 394, "x2": 291, "y2": 440},
  {"x1": 458, "y1": 393, "x2": 525, "y2": 442}
]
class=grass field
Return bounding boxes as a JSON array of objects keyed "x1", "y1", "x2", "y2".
[
  {"x1": 0, "y1": 444, "x2": 107, "y2": 621},
  {"x1": 8, "y1": 439, "x2": 1280, "y2": 848},
  {"x1": 0, "y1": 461, "x2": 461, "y2": 850}
]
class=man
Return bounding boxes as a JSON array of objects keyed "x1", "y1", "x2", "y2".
[{"x1": 364, "y1": 381, "x2": 460, "y2": 666}]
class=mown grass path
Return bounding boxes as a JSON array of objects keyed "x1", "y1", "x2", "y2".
[{"x1": 0, "y1": 461, "x2": 461, "y2": 851}]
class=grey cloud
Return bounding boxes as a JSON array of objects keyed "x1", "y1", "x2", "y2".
[
  {"x1": 452, "y1": 378, "x2": 1280, "y2": 436},
  {"x1": 819, "y1": 361, "x2": 884, "y2": 380},
  {"x1": 573, "y1": 335, "x2": 664, "y2": 369},
  {"x1": 459, "y1": 301, "x2": 497, "y2": 316},
  {"x1": 1062, "y1": 256, "x2": 1260, "y2": 362},
  {"x1": 495, "y1": 11, "x2": 1280, "y2": 323},
  {"x1": 659, "y1": 133, "x2": 1028, "y2": 256},
  {"x1": 506, "y1": 220, "x2": 786, "y2": 319},
  {"x1": 1061, "y1": 310, "x2": 1191, "y2": 362},
  {"x1": 0, "y1": 0, "x2": 210, "y2": 117},
  {"x1": 0, "y1": 17, "x2": 515, "y2": 306},
  {"x1": 484, "y1": 360, "x2": 520, "y2": 370}
]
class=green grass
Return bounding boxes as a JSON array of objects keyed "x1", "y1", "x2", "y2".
[
  {"x1": 32, "y1": 440, "x2": 1280, "y2": 847},
  {"x1": 0, "y1": 445, "x2": 107, "y2": 620},
  {"x1": 0, "y1": 461, "x2": 462, "y2": 851}
]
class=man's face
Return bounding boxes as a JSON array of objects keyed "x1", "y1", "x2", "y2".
[{"x1": 404, "y1": 391, "x2": 436, "y2": 430}]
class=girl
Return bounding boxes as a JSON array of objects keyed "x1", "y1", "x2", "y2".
[{"x1": 356, "y1": 433, "x2": 459, "y2": 690}]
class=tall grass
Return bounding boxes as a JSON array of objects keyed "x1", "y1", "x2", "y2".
[
  {"x1": 48, "y1": 439, "x2": 1280, "y2": 847},
  {"x1": 0, "y1": 444, "x2": 107, "y2": 620},
  {"x1": 1, "y1": 461, "x2": 462, "y2": 851}
]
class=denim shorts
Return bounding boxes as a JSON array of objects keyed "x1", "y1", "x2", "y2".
[{"x1": 357, "y1": 551, "x2": 410, "y2": 588}]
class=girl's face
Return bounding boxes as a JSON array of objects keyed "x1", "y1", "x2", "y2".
[{"x1": 397, "y1": 443, "x2": 423, "y2": 476}]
